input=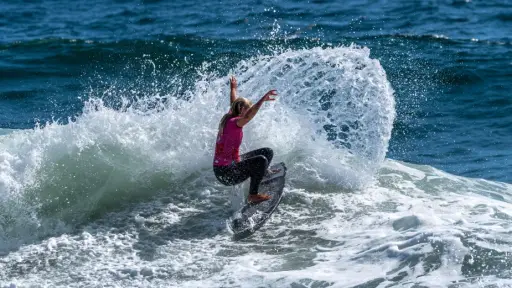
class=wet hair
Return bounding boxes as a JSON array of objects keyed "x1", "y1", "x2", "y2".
[{"x1": 218, "y1": 97, "x2": 252, "y2": 136}]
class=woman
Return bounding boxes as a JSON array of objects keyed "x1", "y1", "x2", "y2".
[{"x1": 213, "y1": 76, "x2": 278, "y2": 204}]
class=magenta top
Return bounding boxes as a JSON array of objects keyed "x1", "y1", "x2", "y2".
[{"x1": 213, "y1": 116, "x2": 243, "y2": 166}]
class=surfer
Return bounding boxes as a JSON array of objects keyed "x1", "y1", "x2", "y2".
[{"x1": 213, "y1": 76, "x2": 278, "y2": 204}]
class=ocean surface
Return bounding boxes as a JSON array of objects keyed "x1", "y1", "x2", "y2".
[{"x1": 0, "y1": 0, "x2": 511, "y2": 287}]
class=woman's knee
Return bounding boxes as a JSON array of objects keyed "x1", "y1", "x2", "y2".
[
  {"x1": 261, "y1": 147, "x2": 273, "y2": 162},
  {"x1": 250, "y1": 155, "x2": 269, "y2": 172},
  {"x1": 258, "y1": 154, "x2": 269, "y2": 165}
]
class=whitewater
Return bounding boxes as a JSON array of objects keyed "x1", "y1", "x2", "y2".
[{"x1": 1, "y1": 45, "x2": 512, "y2": 288}]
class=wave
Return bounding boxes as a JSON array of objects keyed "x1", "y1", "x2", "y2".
[
  {"x1": 0, "y1": 45, "x2": 394, "y2": 252},
  {"x1": 3, "y1": 33, "x2": 510, "y2": 52},
  {"x1": 357, "y1": 33, "x2": 512, "y2": 47},
  {"x1": 2, "y1": 33, "x2": 508, "y2": 83}
]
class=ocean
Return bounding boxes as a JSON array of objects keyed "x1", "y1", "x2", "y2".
[{"x1": 1, "y1": 0, "x2": 511, "y2": 287}]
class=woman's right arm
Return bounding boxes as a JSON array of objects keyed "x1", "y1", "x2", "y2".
[
  {"x1": 236, "y1": 90, "x2": 277, "y2": 127},
  {"x1": 230, "y1": 76, "x2": 237, "y2": 105}
]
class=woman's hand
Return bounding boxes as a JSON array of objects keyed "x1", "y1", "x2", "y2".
[
  {"x1": 262, "y1": 90, "x2": 278, "y2": 101},
  {"x1": 230, "y1": 76, "x2": 237, "y2": 90}
]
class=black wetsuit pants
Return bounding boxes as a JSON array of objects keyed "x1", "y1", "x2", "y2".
[{"x1": 213, "y1": 148, "x2": 273, "y2": 195}]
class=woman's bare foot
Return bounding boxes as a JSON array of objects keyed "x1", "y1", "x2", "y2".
[{"x1": 248, "y1": 194, "x2": 272, "y2": 204}]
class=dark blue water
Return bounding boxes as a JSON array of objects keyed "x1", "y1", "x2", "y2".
[{"x1": 1, "y1": 0, "x2": 511, "y2": 183}]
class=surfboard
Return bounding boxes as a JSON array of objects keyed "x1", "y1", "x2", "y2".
[{"x1": 228, "y1": 162, "x2": 287, "y2": 240}]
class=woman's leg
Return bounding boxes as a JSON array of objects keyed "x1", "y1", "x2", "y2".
[
  {"x1": 214, "y1": 157, "x2": 271, "y2": 203},
  {"x1": 214, "y1": 157, "x2": 267, "y2": 193},
  {"x1": 241, "y1": 147, "x2": 281, "y2": 177},
  {"x1": 213, "y1": 165, "x2": 249, "y2": 186},
  {"x1": 240, "y1": 148, "x2": 273, "y2": 165},
  {"x1": 235, "y1": 155, "x2": 269, "y2": 195}
]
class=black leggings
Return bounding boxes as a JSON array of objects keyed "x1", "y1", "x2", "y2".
[{"x1": 213, "y1": 148, "x2": 273, "y2": 195}]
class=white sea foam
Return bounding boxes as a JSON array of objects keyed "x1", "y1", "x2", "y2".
[{"x1": 2, "y1": 46, "x2": 510, "y2": 287}]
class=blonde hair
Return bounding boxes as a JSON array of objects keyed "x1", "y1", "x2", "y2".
[{"x1": 218, "y1": 97, "x2": 252, "y2": 136}]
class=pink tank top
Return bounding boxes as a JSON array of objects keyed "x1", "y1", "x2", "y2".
[{"x1": 213, "y1": 116, "x2": 243, "y2": 166}]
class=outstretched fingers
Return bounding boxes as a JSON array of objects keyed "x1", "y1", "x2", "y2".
[{"x1": 264, "y1": 89, "x2": 278, "y2": 101}]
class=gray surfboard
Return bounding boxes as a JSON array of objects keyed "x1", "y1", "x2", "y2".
[{"x1": 228, "y1": 162, "x2": 287, "y2": 240}]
